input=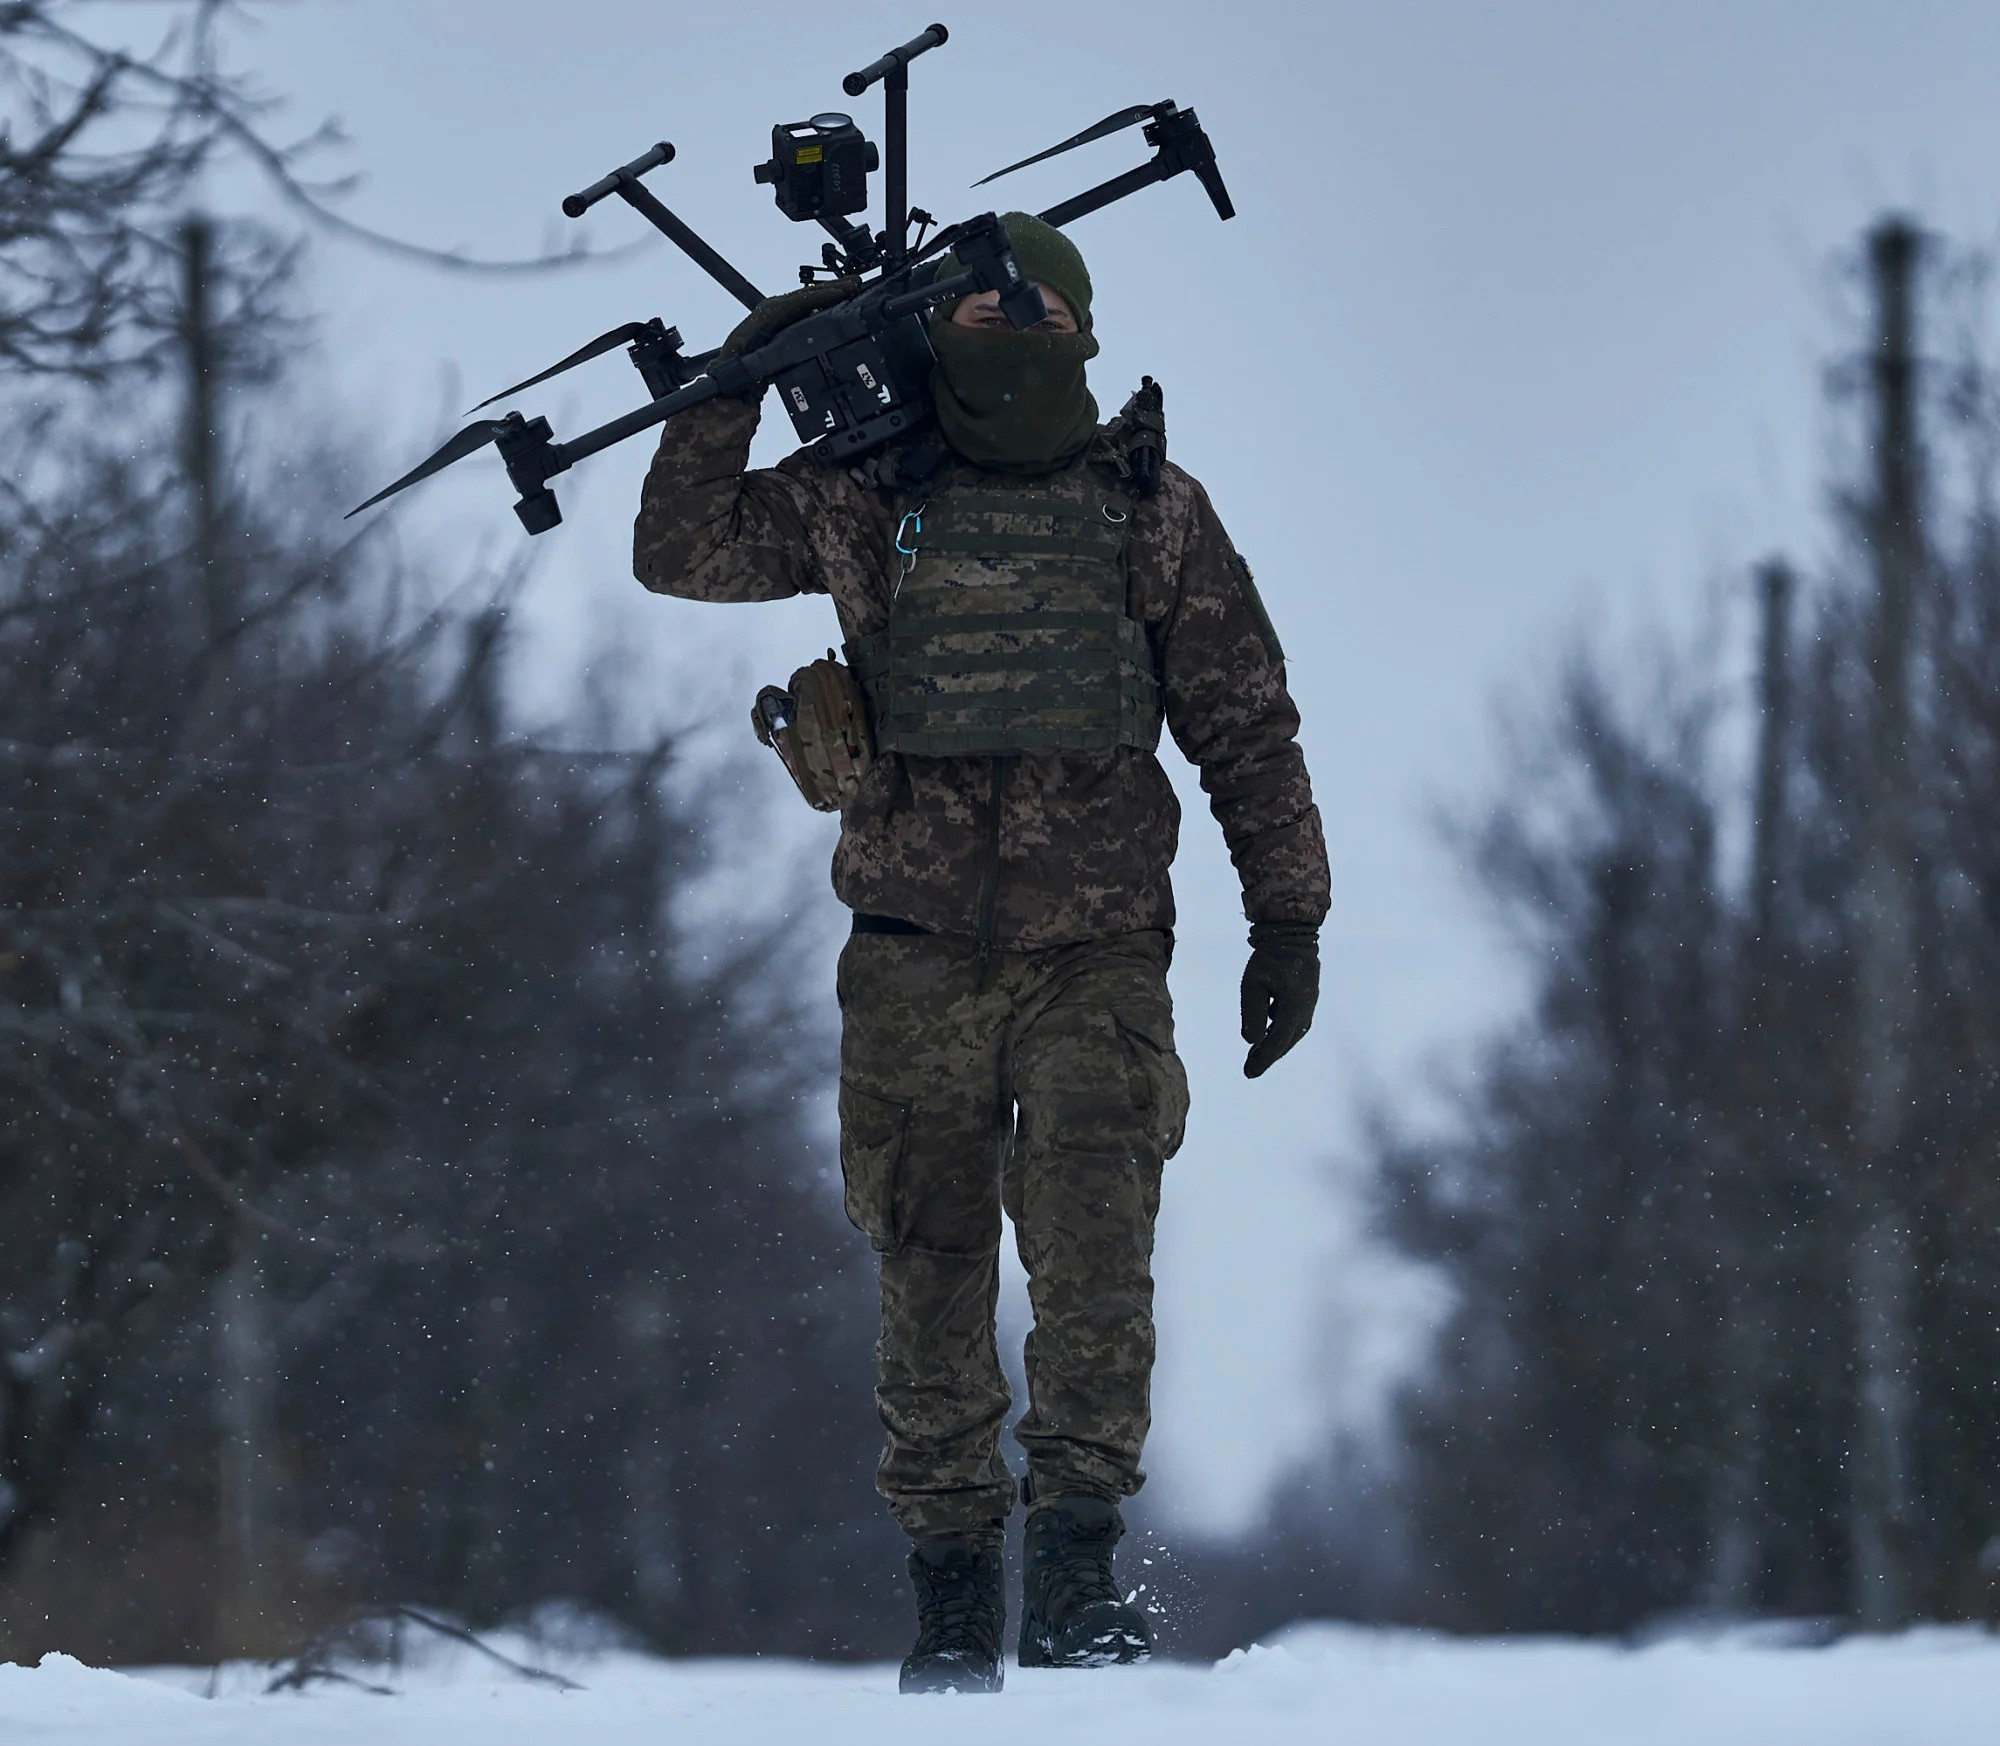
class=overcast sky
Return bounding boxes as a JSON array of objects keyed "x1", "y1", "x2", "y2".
[{"x1": 200, "y1": 0, "x2": 2000, "y2": 1535}]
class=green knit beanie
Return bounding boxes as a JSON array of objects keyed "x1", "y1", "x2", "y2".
[{"x1": 941, "y1": 211, "x2": 1093, "y2": 331}]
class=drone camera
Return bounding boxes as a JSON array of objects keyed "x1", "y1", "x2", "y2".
[{"x1": 755, "y1": 113, "x2": 879, "y2": 223}]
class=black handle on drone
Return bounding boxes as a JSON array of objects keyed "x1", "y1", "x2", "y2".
[
  {"x1": 561, "y1": 140, "x2": 765, "y2": 311},
  {"x1": 844, "y1": 25, "x2": 950, "y2": 270},
  {"x1": 842, "y1": 23, "x2": 948, "y2": 95},
  {"x1": 563, "y1": 141, "x2": 675, "y2": 216}
]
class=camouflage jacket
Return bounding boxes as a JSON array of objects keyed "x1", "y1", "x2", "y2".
[{"x1": 632, "y1": 397, "x2": 1329, "y2": 950}]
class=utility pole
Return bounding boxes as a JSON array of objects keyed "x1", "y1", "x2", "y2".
[
  {"x1": 187, "y1": 211, "x2": 282, "y2": 1653},
  {"x1": 1848, "y1": 214, "x2": 1923, "y2": 1630},
  {"x1": 1750, "y1": 561, "x2": 1794, "y2": 959},
  {"x1": 1706, "y1": 557, "x2": 1795, "y2": 1613}
]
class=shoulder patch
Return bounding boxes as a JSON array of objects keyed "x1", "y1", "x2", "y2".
[{"x1": 1233, "y1": 551, "x2": 1284, "y2": 666}]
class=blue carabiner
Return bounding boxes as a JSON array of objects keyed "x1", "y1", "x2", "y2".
[{"x1": 893, "y1": 505, "x2": 925, "y2": 593}]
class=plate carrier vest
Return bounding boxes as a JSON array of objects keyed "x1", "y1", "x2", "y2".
[{"x1": 848, "y1": 460, "x2": 1164, "y2": 758}]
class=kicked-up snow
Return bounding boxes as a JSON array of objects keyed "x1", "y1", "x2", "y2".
[{"x1": 2, "y1": 1622, "x2": 1993, "y2": 1745}]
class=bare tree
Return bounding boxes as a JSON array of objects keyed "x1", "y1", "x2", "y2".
[
  {"x1": 1371, "y1": 216, "x2": 2000, "y2": 1634},
  {"x1": 0, "y1": 0, "x2": 632, "y2": 385}
]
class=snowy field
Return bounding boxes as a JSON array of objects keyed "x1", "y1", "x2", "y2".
[{"x1": 4, "y1": 1623, "x2": 1995, "y2": 1746}]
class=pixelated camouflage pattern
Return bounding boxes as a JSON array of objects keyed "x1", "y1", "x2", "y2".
[
  {"x1": 752, "y1": 656, "x2": 872, "y2": 812},
  {"x1": 849, "y1": 467, "x2": 1162, "y2": 757},
  {"x1": 633, "y1": 397, "x2": 1329, "y2": 947},
  {"x1": 836, "y1": 928, "x2": 1185, "y2": 1540}
]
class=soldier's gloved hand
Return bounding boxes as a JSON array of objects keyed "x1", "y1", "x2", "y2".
[
  {"x1": 1240, "y1": 921, "x2": 1320, "y2": 1078},
  {"x1": 718, "y1": 277, "x2": 860, "y2": 361}
]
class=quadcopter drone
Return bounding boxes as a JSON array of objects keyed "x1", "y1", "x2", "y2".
[{"x1": 349, "y1": 24, "x2": 1233, "y2": 534}]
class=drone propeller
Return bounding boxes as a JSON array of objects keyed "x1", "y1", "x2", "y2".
[
  {"x1": 973, "y1": 103, "x2": 1166, "y2": 187},
  {"x1": 468, "y1": 322, "x2": 654, "y2": 413},
  {"x1": 346, "y1": 419, "x2": 516, "y2": 518}
]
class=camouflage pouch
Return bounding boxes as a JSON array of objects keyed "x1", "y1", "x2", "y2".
[{"x1": 751, "y1": 652, "x2": 875, "y2": 813}]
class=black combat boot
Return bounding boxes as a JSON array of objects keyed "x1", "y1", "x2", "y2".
[
  {"x1": 899, "y1": 1537, "x2": 1006, "y2": 1695},
  {"x1": 1018, "y1": 1495, "x2": 1153, "y2": 1668}
]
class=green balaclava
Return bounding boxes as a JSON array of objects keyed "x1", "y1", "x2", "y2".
[{"x1": 929, "y1": 211, "x2": 1100, "y2": 473}]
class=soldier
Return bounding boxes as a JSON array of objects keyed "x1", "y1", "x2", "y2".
[{"x1": 633, "y1": 213, "x2": 1328, "y2": 1692}]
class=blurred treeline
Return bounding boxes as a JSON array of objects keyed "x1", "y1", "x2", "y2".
[
  {"x1": 0, "y1": 3, "x2": 904, "y2": 1664},
  {"x1": 13, "y1": 2, "x2": 2000, "y2": 1673},
  {"x1": 1371, "y1": 215, "x2": 2000, "y2": 1632},
  {"x1": 0, "y1": 5, "x2": 1352, "y2": 1670}
]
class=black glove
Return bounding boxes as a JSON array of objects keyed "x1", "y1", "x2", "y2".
[
  {"x1": 718, "y1": 277, "x2": 859, "y2": 361},
  {"x1": 1240, "y1": 921, "x2": 1320, "y2": 1078}
]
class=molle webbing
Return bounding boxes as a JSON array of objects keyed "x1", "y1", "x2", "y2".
[{"x1": 850, "y1": 479, "x2": 1163, "y2": 758}]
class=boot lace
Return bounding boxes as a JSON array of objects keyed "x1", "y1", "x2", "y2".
[
  {"x1": 1032, "y1": 1516, "x2": 1123, "y2": 1620},
  {"x1": 912, "y1": 1552, "x2": 1003, "y2": 1660}
]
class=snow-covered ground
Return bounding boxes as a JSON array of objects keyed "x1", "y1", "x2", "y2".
[{"x1": 5, "y1": 1623, "x2": 1993, "y2": 1745}]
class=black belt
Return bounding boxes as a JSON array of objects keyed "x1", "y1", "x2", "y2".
[{"x1": 851, "y1": 912, "x2": 931, "y2": 937}]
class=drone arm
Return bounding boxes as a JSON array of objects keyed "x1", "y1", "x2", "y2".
[
  {"x1": 1037, "y1": 158, "x2": 1175, "y2": 230},
  {"x1": 614, "y1": 180, "x2": 765, "y2": 310},
  {"x1": 884, "y1": 60, "x2": 909, "y2": 267},
  {"x1": 1038, "y1": 106, "x2": 1235, "y2": 229},
  {"x1": 553, "y1": 374, "x2": 727, "y2": 470},
  {"x1": 562, "y1": 140, "x2": 764, "y2": 310},
  {"x1": 844, "y1": 25, "x2": 949, "y2": 269}
]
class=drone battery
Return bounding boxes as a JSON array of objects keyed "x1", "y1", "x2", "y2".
[
  {"x1": 827, "y1": 336, "x2": 902, "y2": 419},
  {"x1": 754, "y1": 114, "x2": 879, "y2": 223},
  {"x1": 774, "y1": 328, "x2": 924, "y2": 452},
  {"x1": 774, "y1": 358, "x2": 844, "y2": 441}
]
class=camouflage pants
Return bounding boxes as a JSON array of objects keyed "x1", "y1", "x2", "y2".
[{"x1": 836, "y1": 928, "x2": 1188, "y2": 1543}]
